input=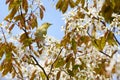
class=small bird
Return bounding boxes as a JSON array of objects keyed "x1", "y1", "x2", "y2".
[{"x1": 34, "y1": 22, "x2": 52, "y2": 48}]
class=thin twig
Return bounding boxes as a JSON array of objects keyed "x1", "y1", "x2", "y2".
[
  {"x1": 30, "y1": 55, "x2": 49, "y2": 80},
  {"x1": 87, "y1": 27, "x2": 111, "y2": 58},
  {"x1": 99, "y1": 51, "x2": 111, "y2": 58},
  {"x1": 113, "y1": 34, "x2": 120, "y2": 46},
  {"x1": 48, "y1": 48, "x2": 63, "y2": 76},
  {"x1": 0, "y1": 27, "x2": 7, "y2": 43}
]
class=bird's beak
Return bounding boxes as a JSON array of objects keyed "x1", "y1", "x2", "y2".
[{"x1": 49, "y1": 23, "x2": 52, "y2": 25}]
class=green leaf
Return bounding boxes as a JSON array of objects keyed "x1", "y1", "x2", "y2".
[
  {"x1": 71, "y1": 38, "x2": 77, "y2": 53},
  {"x1": 40, "y1": 72, "x2": 46, "y2": 80},
  {"x1": 0, "y1": 43, "x2": 6, "y2": 59},
  {"x1": 73, "y1": 64, "x2": 80, "y2": 70},
  {"x1": 92, "y1": 36, "x2": 106, "y2": 51},
  {"x1": 100, "y1": 37, "x2": 106, "y2": 50},
  {"x1": 80, "y1": 36, "x2": 90, "y2": 44},
  {"x1": 65, "y1": 61, "x2": 70, "y2": 69},
  {"x1": 67, "y1": 69, "x2": 74, "y2": 76},
  {"x1": 81, "y1": 0, "x2": 85, "y2": 7},
  {"x1": 100, "y1": 0, "x2": 113, "y2": 22},
  {"x1": 54, "y1": 57, "x2": 65, "y2": 68},
  {"x1": 107, "y1": 31, "x2": 117, "y2": 46}
]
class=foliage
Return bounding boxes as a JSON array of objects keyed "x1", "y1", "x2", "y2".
[{"x1": 0, "y1": 0, "x2": 120, "y2": 80}]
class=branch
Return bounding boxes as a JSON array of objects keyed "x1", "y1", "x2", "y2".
[
  {"x1": 113, "y1": 34, "x2": 120, "y2": 46},
  {"x1": 30, "y1": 55, "x2": 49, "y2": 80},
  {"x1": 48, "y1": 48, "x2": 63, "y2": 76}
]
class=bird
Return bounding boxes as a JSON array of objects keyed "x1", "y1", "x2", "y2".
[{"x1": 34, "y1": 22, "x2": 52, "y2": 48}]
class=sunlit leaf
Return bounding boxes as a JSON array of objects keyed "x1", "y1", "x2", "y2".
[
  {"x1": 30, "y1": 70, "x2": 37, "y2": 80},
  {"x1": 54, "y1": 57, "x2": 65, "y2": 68},
  {"x1": 80, "y1": 0, "x2": 85, "y2": 7},
  {"x1": 77, "y1": 11, "x2": 85, "y2": 18},
  {"x1": 56, "y1": 0, "x2": 63, "y2": 9},
  {"x1": 5, "y1": 7, "x2": 18, "y2": 20},
  {"x1": 69, "y1": 0, "x2": 76, "y2": 8},
  {"x1": 100, "y1": 37, "x2": 106, "y2": 50},
  {"x1": 75, "y1": 0, "x2": 81, "y2": 5},
  {"x1": 14, "y1": 14, "x2": 25, "y2": 22},
  {"x1": 28, "y1": 14, "x2": 38, "y2": 29},
  {"x1": 107, "y1": 31, "x2": 117, "y2": 46},
  {"x1": 40, "y1": 72, "x2": 46, "y2": 80},
  {"x1": 100, "y1": 0, "x2": 113, "y2": 22},
  {"x1": 2, "y1": 68, "x2": 9, "y2": 77},
  {"x1": 9, "y1": 24, "x2": 15, "y2": 32},
  {"x1": 8, "y1": 0, "x2": 21, "y2": 10},
  {"x1": 71, "y1": 38, "x2": 77, "y2": 53},
  {"x1": 80, "y1": 36, "x2": 90, "y2": 44},
  {"x1": 61, "y1": 0, "x2": 69, "y2": 13},
  {"x1": 0, "y1": 43, "x2": 6, "y2": 59},
  {"x1": 22, "y1": 0, "x2": 28, "y2": 13}
]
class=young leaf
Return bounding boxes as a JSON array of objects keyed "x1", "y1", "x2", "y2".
[
  {"x1": 9, "y1": 24, "x2": 15, "y2": 32},
  {"x1": 22, "y1": 0, "x2": 28, "y2": 13},
  {"x1": 71, "y1": 38, "x2": 77, "y2": 53},
  {"x1": 2, "y1": 68, "x2": 9, "y2": 77},
  {"x1": 54, "y1": 57, "x2": 65, "y2": 68},
  {"x1": 75, "y1": 0, "x2": 81, "y2": 5},
  {"x1": 30, "y1": 70, "x2": 37, "y2": 80},
  {"x1": 56, "y1": 0, "x2": 63, "y2": 9},
  {"x1": 4, "y1": 7, "x2": 18, "y2": 20},
  {"x1": 40, "y1": 8, "x2": 44, "y2": 20},
  {"x1": 61, "y1": 0, "x2": 69, "y2": 13},
  {"x1": 107, "y1": 31, "x2": 117, "y2": 46},
  {"x1": 40, "y1": 5, "x2": 45, "y2": 11},
  {"x1": 56, "y1": 71, "x2": 61, "y2": 80},
  {"x1": 100, "y1": 37, "x2": 106, "y2": 50},
  {"x1": 69, "y1": 0, "x2": 76, "y2": 8}
]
